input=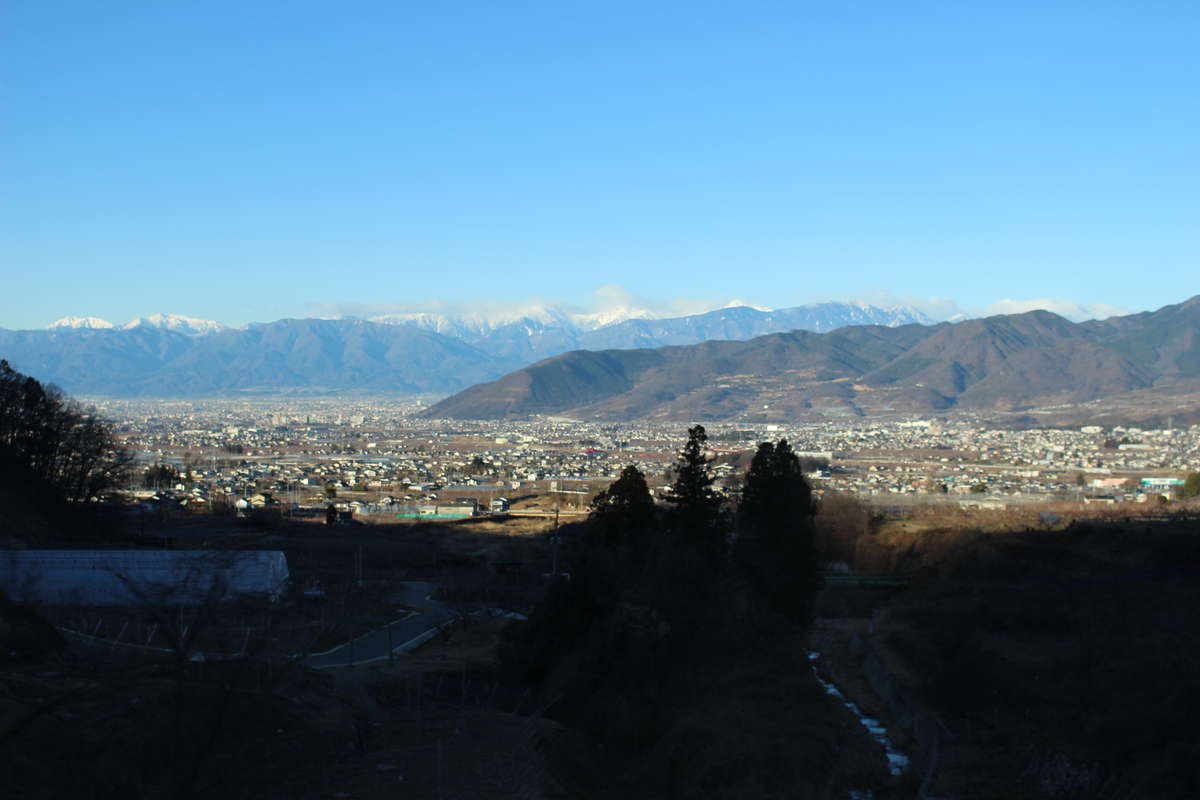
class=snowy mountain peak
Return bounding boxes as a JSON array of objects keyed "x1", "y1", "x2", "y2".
[
  {"x1": 514, "y1": 304, "x2": 575, "y2": 326},
  {"x1": 369, "y1": 312, "x2": 498, "y2": 340},
  {"x1": 368, "y1": 300, "x2": 935, "y2": 342},
  {"x1": 122, "y1": 313, "x2": 226, "y2": 336},
  {"x1": 789, "y1": 302, "x2": 934, "y2": 330},
  {"x1": 570, "y1": 305, "x2": 659, "y2": 331},
  {"x1": 48, "y1": 316, "x2": 114, "y2": 330},
  {"x1": 722, "y1": 300, "x2": 772, "y2": 312}
]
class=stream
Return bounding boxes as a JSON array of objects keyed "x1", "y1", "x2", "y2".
[{"x1": 808, "y1": 651, "x2": 909, "y2": 797}]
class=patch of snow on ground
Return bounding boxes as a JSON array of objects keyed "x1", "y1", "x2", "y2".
[{"x1": 808, "y1": 651, "x2": 909, "y2": 778}]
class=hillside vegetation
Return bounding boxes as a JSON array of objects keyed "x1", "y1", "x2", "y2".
[
  {"x1": 822, "y1": 512, "x2": 1200, "y2": 799},
  {"x1": 426, "y1": 295, "x2": 1200, "y2": 420}
]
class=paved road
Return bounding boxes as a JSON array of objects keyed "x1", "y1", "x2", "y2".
[
  {"x1": 506, "y1": 509, "x2": 588, "y2": 517},
  {"x1": 304, "y1": 581, "x2": 459, "y2": 669}
]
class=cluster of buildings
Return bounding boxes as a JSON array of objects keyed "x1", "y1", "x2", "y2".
[
  {"x1": 792, "y1": 421, "x2": 1200, "y2": 503},
  {"x1": 90, "y1": 397, "x2": 1200, "y2": 516}
]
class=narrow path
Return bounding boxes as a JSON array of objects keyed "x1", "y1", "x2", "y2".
[{"x1": 304, "y1": 581, "x2": 459, "y2": 670}]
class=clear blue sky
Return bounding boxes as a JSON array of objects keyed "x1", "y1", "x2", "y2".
[{"x1": 2, "y1": 1, "x2": 1197, "y2": 328}]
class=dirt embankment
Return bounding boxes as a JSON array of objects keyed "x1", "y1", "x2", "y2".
[{"x1": 817, "y1": 514, "x2": 1200, "y2": 799}]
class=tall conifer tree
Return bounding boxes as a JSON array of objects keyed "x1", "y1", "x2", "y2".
[
  {"x1": 737, "y1": 439, "x2": 817, "y2": 624},
  {"x1": 668, "y1": 425, "x2": 723, "y2": 556}
]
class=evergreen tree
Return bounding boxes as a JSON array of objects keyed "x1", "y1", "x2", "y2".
[
  {"x1": 589, "y1": 464, "x2": 655, "y2": 546},
  {"x1": 740, "y1": 440, "x2": 814, "y2": 542},
  {"x1": 737, "y1": 439, "x2": 817, "y2": 625},
  {"x1": 667, "y1": 425, "x2": 724, "y2": 557}
]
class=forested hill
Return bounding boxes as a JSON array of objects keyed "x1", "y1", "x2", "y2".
[{"x1": 421, "y1": 296, "x2": 1200, "y2": 421}]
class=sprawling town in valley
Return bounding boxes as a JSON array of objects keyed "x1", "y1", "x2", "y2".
[{"x1": 92, "y1": 396, "x2": 1200, "y2": 522}]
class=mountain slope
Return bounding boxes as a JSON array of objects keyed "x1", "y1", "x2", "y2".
[
  {"x1": 1086, "y1": 295, "x2": 1200, "y2": 380},
  {"x1": 422, "y1": 300, "x2": 1200, "y2": 421},
  {"x1": 578, "y1": 303, "x2": 932, "y2": 351},
  {"x1": 6, "y1": 301, "x2": 936, "y2": 395},
  {"x1": 10, "y1": 299, "x2": 1192, "y2": 407},
  {"x1": 426, "y1": 349, "x2": 669, "y2": 418},
  {"x1": 370, "y1": 301, "x2": 934, "y2": 362},
  {"x1": 1, "y1": 319, "x2": 511, "y2": 396},
  {"x1": 861, "y1": 311, "x2": 1151, "y2": 404},
  {"x1": 136, "y1": 319, "x2": 507, "y2": 395},
  {"x1": 0, "y1": 327, "x2": 195, "y2": 394},
  {"x1": 47, "y1": 316, "x2": 114, "y2": 330},
  {"x1": 423, "y1": 324, "x2": 938, "y2": 420},
  {"x1": 121, "y1": 313, "x2": 226, "y2": 336}
]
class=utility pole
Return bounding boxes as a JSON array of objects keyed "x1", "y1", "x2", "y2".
[
  {"x1": 550, "y1": 492, "x2": 562, "y2": 576},
  {"x1": 551, "y1": 532, "x2": 560, "y2": 577}
]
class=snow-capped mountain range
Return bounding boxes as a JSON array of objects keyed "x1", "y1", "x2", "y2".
[
  {"x1": 49, "y1": 313, "x2": 227, "y2": 336},
  {"x1": 361, "y1": 301, "x2": 934, "y2": 363},
  {"x1": 11, "y1": 301, "x2": 935, "y2": 396},
  {"x1": 46, "y1": 316, "x2": 118, "y2": 330},
  {"x1": 366, "y1": 300, "x2": 930, "y2": 338},
  {"x1": 366, "y1": 302, "x2": 642, "y2": 338},
  {"x1": 46, "y1": 301, "x2": 931, "y2": 343}
]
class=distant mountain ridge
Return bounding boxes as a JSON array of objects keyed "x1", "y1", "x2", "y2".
[
  {"x1": 422, "y1": 296, "x2": 1200, "y2": 422},
  {"x1": 367, "y1": 301, "x2": 933, "y2": 363},
  {"x1": 122, "y1": 313, "x2": 227, "y2": 336},
  {"x1": 574, "y1": 302, "x2": 931, "y2": 352},
  {"x1": 4, "y1": 302, "x2": 934, "y2": 396},
  {"x1": 48, "y1": 313, "x2": 226, "y2": 336},
  {"x1": 47, "y1": 316, "x2": 116, "y2": 330},
  {"x1": 0, "y1": 319, "x2": 501, "y2": 396}
]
